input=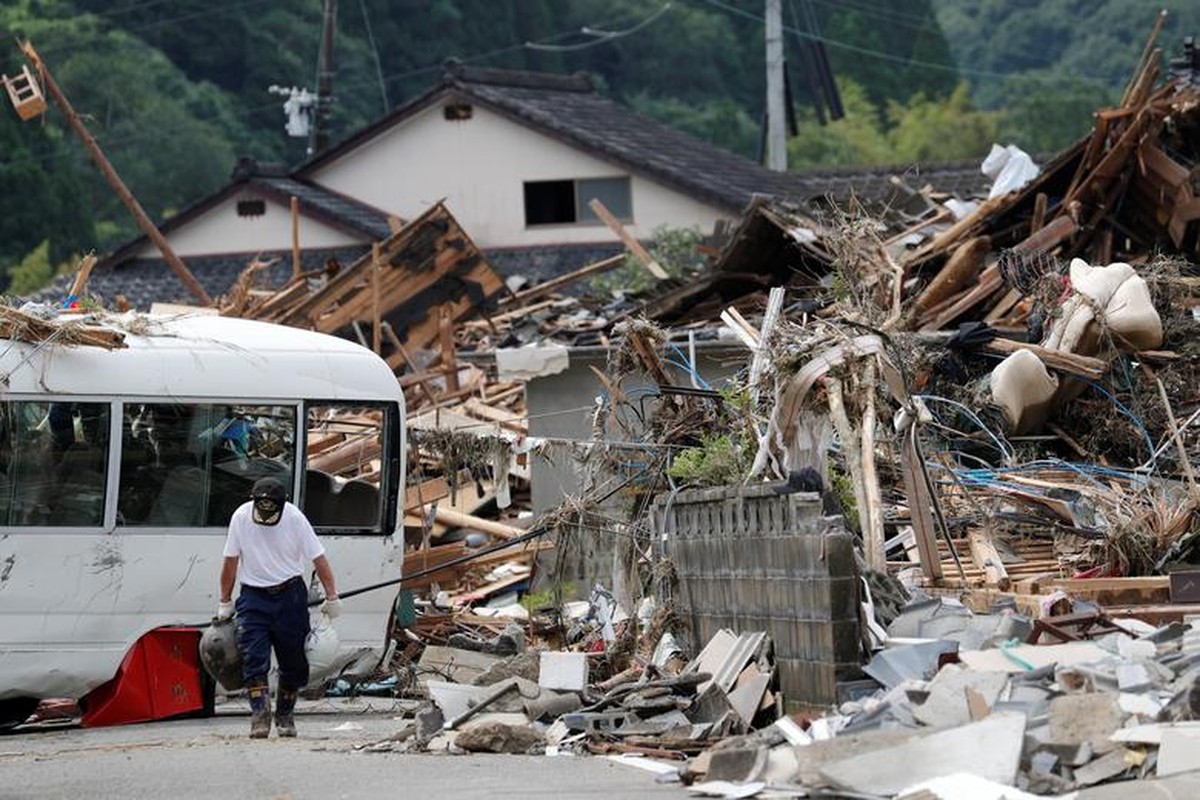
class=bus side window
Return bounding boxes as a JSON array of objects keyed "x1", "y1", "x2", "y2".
[
  {"x1": 0, "y1": 401, "x2": 111, "y2": 528},
  {"x1": 304, "y1": 404, "x2": 385, "y2": 533},
  {"x1": 117, "y1": 403, "x2": 296, "y2": 528}
]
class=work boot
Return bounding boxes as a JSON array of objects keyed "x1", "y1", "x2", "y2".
[
  {"x1": 247, "y1": 682, "x2": 272, "y2": 739},
  {"x1": 275, "y1": 688, "x2": 298, "y2": 738}
]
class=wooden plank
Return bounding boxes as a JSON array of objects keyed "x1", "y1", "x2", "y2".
[
  {"x1": 968, "y1": 529, "x2": 1010, "y2": 589},
  {"x1": 384, "y1": 294, "x2": 482, "y2": 370},
  {"x1": 588, "y1": 198, "x2": 668, "y2": 279},
  {"x1": 914, "y1": 235, "x2": 989, "y2": 312},
  {"x1": 1044, "y1": 576, "x2": 1171, "y2": 607},
  {"x1": 983, "y1": 287, "x2": 1024, "y2": 324},
  {"x1": 405, "y1": 476, "x2": 450, "y2": 511},
  {"x1": 983, "y1": 338, "x2": 1109, "y2": 380},
  {"x1": 1030, "y1": 192, "x2": 1048, "y2": 233},
  {"x1": 462, "y1": 298, "x2": 566, "y2": 329},
  {"x1": 503, "y1": 253, "x2": 626, "y2": 306},
  {"x1": 276, "y1": 202, "x2": 453, "y2": 325},
  {"x1": 314, "y1": 242, "x2": 462, "y2": 331},
  {"x1": 69, "y1": 253, "x2": 97, "y2": 297},
  {"x1": 918, "y1": 265, "x2": 1002, "y2": 331},
  {"x1": 307, "y1": 437, "x2": 382, "y2": 476},
  {"x1": 460, "y1": 398, "x2": 527, "y2": 434},
  {"x1": 433, "y1": 507, "x2": 523, "y2": 540},
  {"x1": 290, "y1": 195, "x2": 301, "y2": 281},
  {"x1": 899, "y1": 424, "x2": 944, "y2": 582},
  {"x1": 439, "y1": 306, "x2": 459, "y2": 393},
  {"x1": 254, "y1": 279, "x2": 311, "y2": 321}
]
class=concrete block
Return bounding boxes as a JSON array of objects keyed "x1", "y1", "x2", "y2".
[
  {"x1": 706, "y1": 744, "x2": 769, "y2": 782},
  {"x1": 791, "y1": 728, "x2": 922, "y2": 787},
  {"x1": 1072, "y1": 748, "x2": 1133, "y2": 787},
  {"x1": 912, "y1": 667, "x2": 1009, "y2": 728},
  {"x1": 538, "y1": 651, "x2": 588, "y2": 691},
  {"x1": 1075, "y1": 771, "x2": 1200, "y2": 799},
  {"x1": 819, "y1": 712, "x2": 1027, "y2": 796},
  {"x1": 453, "y1": 720, "x2": 544, "y2": 754},
  {"x1": 1048, "y1": 693, "x2": 1125, "y2": 754},
  {"x1": 1157, "y1": 725, "x2": 1200, "y2": 777},
  {"x1": 1116, "y1": 662, "x2": 1151, "y2": 692},
  {"x1": 426, "y1": 680, "x2": 484, "y2": 721}
]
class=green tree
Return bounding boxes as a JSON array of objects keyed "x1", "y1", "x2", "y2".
[
  {"x1": 996, "y1": 74, "x2": 1114, "y2": 155},
  {"x1": 788, "y1": 79, "x2": 891, "y2": 166},
  {"x1": 789, "y1": 80, "x2": 998, "y2": 167},
  {"x1": 821, "y1": 2, "x2": 958, "y2": 109},
  {"x1": 629, "y1": 93, "x2": 758, "y2": 158},
  {"x1": 886, "y1": 83, "x2": 998, "y2": 162},
  {"x1": 8, "y1": 240, "x2": 54, "y2": 296},
  {"x1": 2, "y1": 9, "x2": 241, "y2": 249}
]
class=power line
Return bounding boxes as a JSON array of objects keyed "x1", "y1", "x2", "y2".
[
  {"x1": 525, "y1": 2, "x2": 675, "y2": 52},
  {"x1": 807, "y1": 0, "x2": 941, "y2": 31},
  {"x1": 691, "y1": 0, "x2": 1116, "y2": 84},
  {"x1": 355, "y1": 0, "x2": 389, "y2": 113}
]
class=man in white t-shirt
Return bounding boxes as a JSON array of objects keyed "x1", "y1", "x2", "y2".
[{"x1": 217, "y1": 476, "x2": 341, "y2": 738}]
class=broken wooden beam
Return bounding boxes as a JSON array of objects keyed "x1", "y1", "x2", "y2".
[{"x1": 588, "y1": 198, "x2": 668, "y2": 280}]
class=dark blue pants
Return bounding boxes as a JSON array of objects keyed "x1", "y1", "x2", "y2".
[{"x1": 235, "y1": 577, "x2": 311, "y2": 691}]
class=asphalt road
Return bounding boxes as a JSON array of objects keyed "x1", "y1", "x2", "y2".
[{"x1": 0, "y1": 698, "x2": 693, "y2": 800}]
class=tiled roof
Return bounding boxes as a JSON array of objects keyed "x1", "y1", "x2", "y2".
[
  {"x1": 484, "y1": 243, "x2": 625, "y2": 290},
  {"x1": 251, "y1": 176, "x2": 394, "y2": 240},
  {"x1": 28, "y1": 247, "x2": 369, "y2": 311},
  {"x1": 26, "y1": 243, "x2": 624, "y2": 311}
]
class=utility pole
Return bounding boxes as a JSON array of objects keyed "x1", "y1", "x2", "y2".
[
  {"x1": 312, "y1": 0, "x2": 337, "y2": 156},
  {"x1": 765, "y1": 0, "x2": 787, "y2": 172},
  {"x1": 17, "y1": 40, "x2": 212, "y2": 306}
]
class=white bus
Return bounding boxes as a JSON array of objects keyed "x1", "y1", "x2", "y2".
[{"x1": 0, "y1": 312, "x2": 406, "y2": 727}]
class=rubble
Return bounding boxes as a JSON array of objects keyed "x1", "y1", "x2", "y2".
[{"x1": 332, "y1": 29, "x2": 1200, "y2": 799}]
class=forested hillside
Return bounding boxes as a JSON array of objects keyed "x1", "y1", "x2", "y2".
[{"x1": 0, "y1": 1, "x2": 1196, "y2": 290}]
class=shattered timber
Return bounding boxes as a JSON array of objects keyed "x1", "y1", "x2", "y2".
[{"x1": 5, "y1": 21, "x2": 1200, "y2": 800}]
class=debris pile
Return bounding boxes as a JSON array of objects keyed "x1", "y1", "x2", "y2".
[
  {"x1": 669, "y1": 598, "x2": 1200, "y2": 798},
  {"x1": 341, "y1": 29, "x2": 1200, "y2": 798}
]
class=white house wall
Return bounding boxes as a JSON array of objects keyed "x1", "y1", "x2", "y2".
[
  {"x1": 131, "y1": 193, "x2": 366, "y2": 259},
  {"x1": 307, "y1": 103, "x2": 731, "y2": 249}
]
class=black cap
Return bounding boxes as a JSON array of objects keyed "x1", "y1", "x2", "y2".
[{"x1": 250, "y1": 477, "x2": 287, "y2": 503}]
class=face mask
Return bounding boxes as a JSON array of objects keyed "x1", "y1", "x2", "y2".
[{"x1": 252, "y1": 497, "x2": 282, "y2": 526}]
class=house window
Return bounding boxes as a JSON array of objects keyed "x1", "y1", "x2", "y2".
[
  {"x1": 444, "y1": 102, "x2": 473, "y2": 120},
  {"x1": 236, "y1": 199, "x2": 266, "y2": 217},
  {"x1": 524, "y1": 177, "x2": 631, "y2": 227}
]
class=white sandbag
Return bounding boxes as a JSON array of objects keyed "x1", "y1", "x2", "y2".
[
  {"x1": 1045, "y1": 259, "x2": 1162, "y2": 353},
  {"x1": 1103, "y1": 272, "x2": 1163, "y2": 349},
  {"x1": 1070, "y1": 258, "x2": 1136, "y2": 307},
  {"x1": 990, "y1": 348, "x2": 1059, "y2": 434},
  {"x1": 1044, "y1": 293, "x2": 1094, "y2": 354}
]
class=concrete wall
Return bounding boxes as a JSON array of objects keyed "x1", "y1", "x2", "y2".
[
  {"x1": 654, "y1": 483, "x2": 860, "y2": 711},
  {"x1": 306, "y1": 102, "x2": 731, "y2": 250}
]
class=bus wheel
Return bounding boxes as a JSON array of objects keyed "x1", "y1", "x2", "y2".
[{"x1": 0, "y1": 697, "x2": 39, "y2": 731}]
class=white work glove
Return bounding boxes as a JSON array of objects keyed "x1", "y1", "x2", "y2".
[
  {"x1": 320, "y1": 596, "x2": 342, "y2": 619},
  {"x1": 216, "y1": 600, "x2": 235, "y2": 622}
]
